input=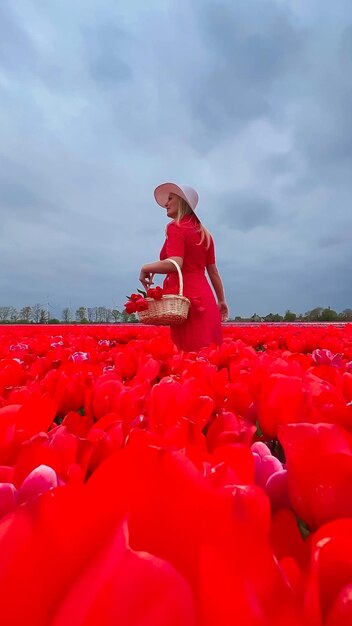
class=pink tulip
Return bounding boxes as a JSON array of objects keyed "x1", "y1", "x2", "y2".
[
  {"x1": 70, "y1": 351, "x2": 90, "y2": 363},
  {"x1": 0, "y1": 483, "x2": 18, "y2": 518},
  {"x1": 312, "y1": 348, "x2": 342, "y2": 368},
  {"x1": 18, "y1": 465, "x2": 58, "y2": 504}
]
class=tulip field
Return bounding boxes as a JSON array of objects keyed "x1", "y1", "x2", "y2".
[{"x1": 1, "y1": 322, "x2": 352, "y2": 625}]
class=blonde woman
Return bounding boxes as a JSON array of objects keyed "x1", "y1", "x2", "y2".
[{"x1": 139, "y1": 182, "x2": 229, "y2": 351}]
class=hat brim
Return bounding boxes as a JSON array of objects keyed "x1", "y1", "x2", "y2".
[{"x1": 154, "y1": 183, "x2": 196, "y2": 211}]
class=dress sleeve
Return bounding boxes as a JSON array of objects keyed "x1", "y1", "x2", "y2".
[
  {"x1": 206, "y1": 236, "x2": 216, "y2": 265},
  {"x1": 165, "y1": 222, "x2": 185, "y2": 258}
]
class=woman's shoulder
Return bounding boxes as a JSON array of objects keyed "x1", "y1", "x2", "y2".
[
  {"x1": 165, "y1": 220, "x2": 185, "y2": 241},
  {"x1": 167, "y1": 219, "x2": 193, "y2": 234},
  {"x1": 166, "y1": 221, "x2": 181, "y2": 235},
  {"x1": 166, "y1": 216, "x2": 200, "y2": 238},
  {"x1": 178, "y1": 215, "x2": 199, "y2": 231}
]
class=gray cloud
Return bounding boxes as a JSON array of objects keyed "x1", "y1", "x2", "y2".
[
  {"x1": 0, "y1": 2, "x2": 37, "y2": 74},
  {"x1": 0, "y1": 0, "x2": 352, "y2": 319},
  {"x1": 84, "y1": 22, "x2": 133, "y2": 86},
  {"x1": 180, "y1": 0, "x2": 306, "y2": 148},
  {"x1": 1, "y1": 178, "x2": 44, "y2": 212},
  {"x1": 219, "y1": 192, "x2": 276, "y2": 231}
]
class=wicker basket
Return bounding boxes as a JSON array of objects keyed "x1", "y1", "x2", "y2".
[{"x1": 138, "y1": 258, "x2": 190, "y2": 326}]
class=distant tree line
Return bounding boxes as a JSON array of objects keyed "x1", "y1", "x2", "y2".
[
  {"x1": 233, "y1": 307, "x2": 352, "y2": 323},
  {"x1": 0, "y1": 305, "x2": 138, "y2": 324},
  {"x1": 0, "y1": 305, "x2": 351, "y2": 324}
]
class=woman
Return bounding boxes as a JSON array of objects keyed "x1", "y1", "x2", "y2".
[{"x1": 139, "y1": 182, "x2": 229, "y2": 351}]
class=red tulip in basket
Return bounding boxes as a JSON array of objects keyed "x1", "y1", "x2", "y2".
[{"x1": 124, "y1": 259, "x2": 190, "y2": 326}]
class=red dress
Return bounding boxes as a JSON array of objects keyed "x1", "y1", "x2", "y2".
[{"x1": 160, "y1": 214, "x2": 222, "y2": 351}]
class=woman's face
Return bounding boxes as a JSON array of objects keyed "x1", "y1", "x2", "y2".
[{"x1": 165, "y1": 193, "x2": 179, "y2": 219}]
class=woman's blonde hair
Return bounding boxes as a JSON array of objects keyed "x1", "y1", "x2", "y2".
[{"x1": 172, "y1": 197, "x2": 211, "y2": 248}]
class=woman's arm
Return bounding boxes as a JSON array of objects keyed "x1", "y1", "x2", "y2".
[
  {"x1": 206, "y1": 264, "x2": 229, "y2": 321},
  {"x1": 139, "y1": 256, "x2": 183, "y2": 290}
]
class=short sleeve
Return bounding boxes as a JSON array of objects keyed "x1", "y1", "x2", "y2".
[
  {"x1": 166, "y1": 222, "x2": 185, "y2": 258},
  {"x1": 206, "y1": 236, "x2": 216, "y2": 265}
]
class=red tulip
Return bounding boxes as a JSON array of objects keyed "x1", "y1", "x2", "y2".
[
  {"x1": 279, "y1": 423, "x2": 352, "y2": 528},
  {"x1": 135, "y1": 298, "x2": 148, "y2": 312},
  {"x1": 304, "y1": 519, "x2": 352, "y2": 626},
  {"x1": 124, "y1": 300, "x2": 137, "y2": 313},
  {"x1": 257, "y1": 373, "x2": 305, "y2": 438}
]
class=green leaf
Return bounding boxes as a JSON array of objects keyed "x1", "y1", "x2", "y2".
[
  {"x1": 271, "y1": 439, "x2": 286, "y2": 463},
  {"x1": 255, "y1": 420, "x2": 263, "y2": 437},
  {"x1": 296, "y1": 516, "x2": 310, "y2": 540},
  {"x1": 137, "y1": 288, "x2": 147, "y2": 298}
]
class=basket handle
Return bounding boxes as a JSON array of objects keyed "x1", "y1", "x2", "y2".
[{"x1": 166, "y1": 258, "x2": 184, "y2": 296}]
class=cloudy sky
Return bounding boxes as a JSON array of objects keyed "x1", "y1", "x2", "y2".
[{"x1": 1, "y1": 0, "x2": 352, "y2": 318}]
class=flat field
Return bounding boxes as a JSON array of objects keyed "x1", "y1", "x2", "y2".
[{"x1": 0, "y1": 322, "x2": 351, "y2": 625}]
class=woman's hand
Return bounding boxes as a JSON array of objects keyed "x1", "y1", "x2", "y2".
[
  {"x1": 139, "y1": 258, "x2": 182, "y2": 290},
  {"x1": 139, "y1": 267, "x2": 154, "y2": 290},
  {"x1": 218, "y1": 300, "x2": 229, "y2": 321}
]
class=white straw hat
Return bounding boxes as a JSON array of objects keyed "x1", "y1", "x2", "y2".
[{"x1": 154, "y1": 182, "x2": 199, "y2": 212}]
